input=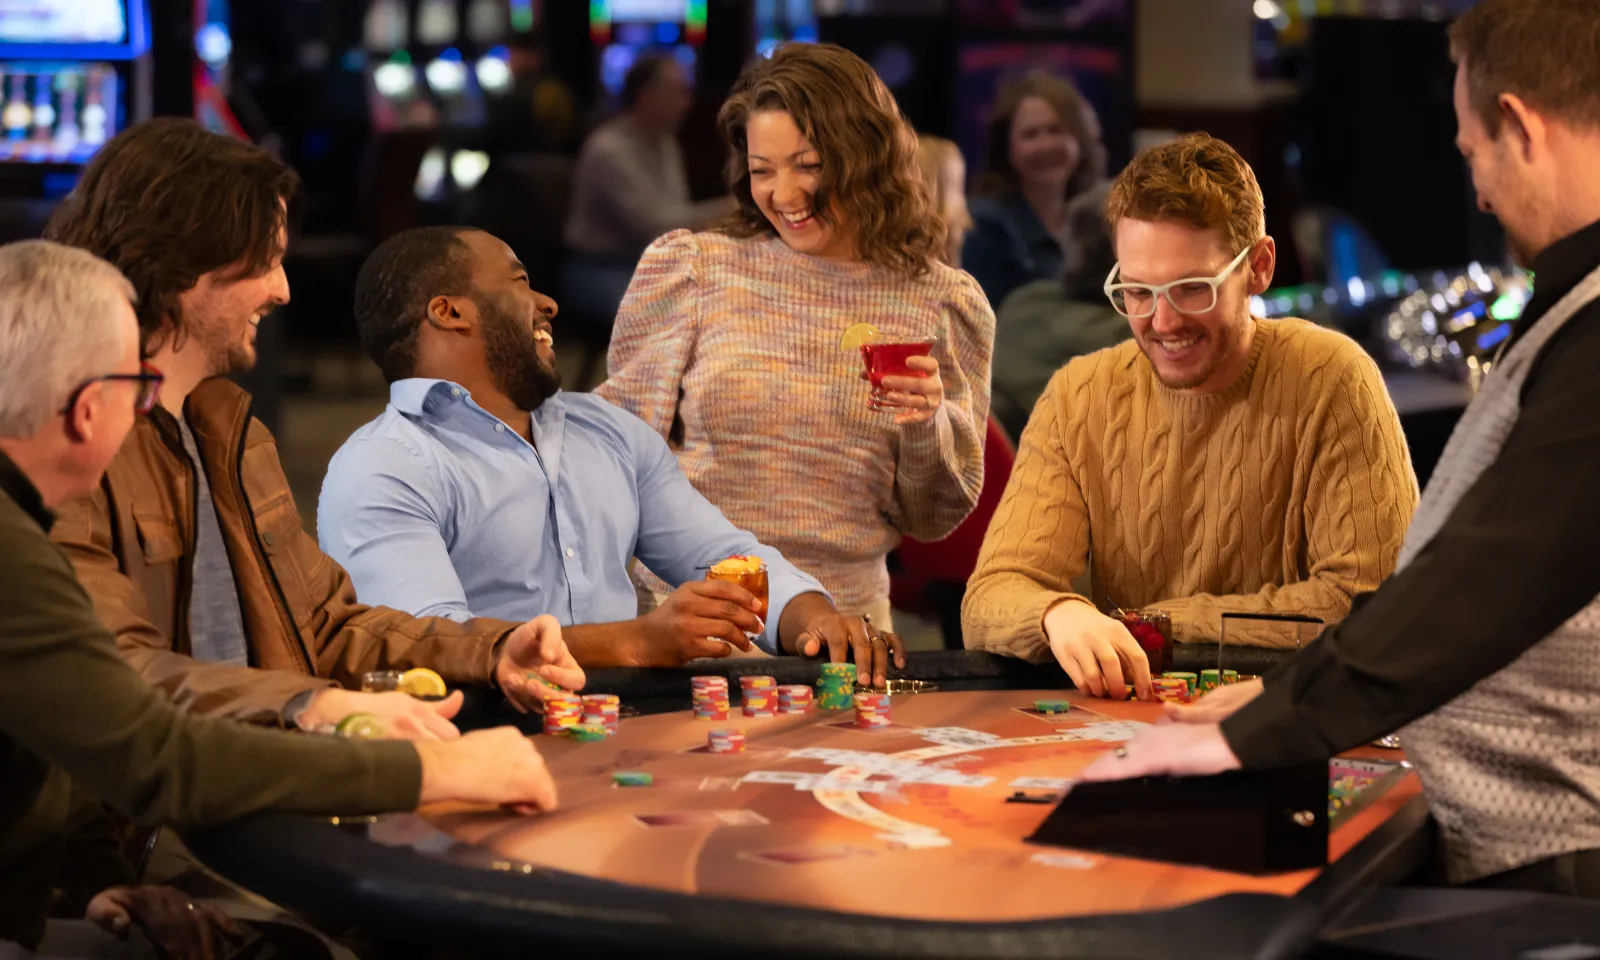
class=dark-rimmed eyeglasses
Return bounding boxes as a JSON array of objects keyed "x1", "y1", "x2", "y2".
[{"x1": 60, "y1": 362, "x2": 165, "y2": 417}]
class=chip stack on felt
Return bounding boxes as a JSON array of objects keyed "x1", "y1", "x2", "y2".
[
  {"x1": 581, "y1": 694, "x2": 620, "y2": 736},
  {"x1": 853, "y1": 691, "x2": 891, "y2": 728},
  {"x1": 707, "y1": 728, "x2": 746, "y2": 753},
  {"x1": 691, "y1": 676, "x2": 730, "y2": 719},
  {"x1": 544, "y1": 691, "x2": 583, "y2": 736},
  {"x1": 740, "y1": 675, "x2": 777, "y2": 717},
  {"x1": 815, "y1": 662, "x2": 856, "y2": 710},
  {"x1": 776, "y1": 685, "x2": 813, "y2": 714}
]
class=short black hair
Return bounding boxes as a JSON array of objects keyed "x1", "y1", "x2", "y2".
[
  {"x1": 353, "y1": 226, "x2": 477, "y2": 382},
  {"x1": 622, "y1": 52, "x2": 674, "y2": 109}
]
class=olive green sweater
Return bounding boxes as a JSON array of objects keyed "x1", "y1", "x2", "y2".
[{"x1": 0, "y1": 451, "x2": 422, "y2": 950}]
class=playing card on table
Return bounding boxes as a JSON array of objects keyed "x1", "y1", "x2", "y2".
[
  {"x1": 743, "y1": 771, "x2": 819, "y2": 785},
  {"x1": 920, "y1": 727, "x2": 1001, "y2": 746},
  {"x1": 1078, "y1": 720, "x2": 1148, "y2": 742},
  {"x1": 1010, "y1": 776, "x2": 1075, "y2": 790}
]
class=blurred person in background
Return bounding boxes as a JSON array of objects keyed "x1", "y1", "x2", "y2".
[
  {"x1": 963, "y1": 72, "x2": 1107, "y2": 309},
  {"x1": 598, "y1": 43, "x2": 993, "y2": 687},
  {"x1": 988, "y1": 181, "x2": 1131, "y2": 438},
  {"x1": 483, "y1": 27, "x2": 577, "y2": 156},
  {"x1": 915, "y1": 135, "x2": 973, "y2": 267},
  {"x1": 560, "y1": 53, "x2": 733, "y2": 335}
]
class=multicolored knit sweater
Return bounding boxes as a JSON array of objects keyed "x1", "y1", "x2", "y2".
[{"x1": 597, "y1": 229, "x2": 995, "y2": 613}]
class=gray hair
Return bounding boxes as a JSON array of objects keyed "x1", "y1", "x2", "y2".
[{"x1": 0, "y1": 240, "x2": 138, "y2": 438}]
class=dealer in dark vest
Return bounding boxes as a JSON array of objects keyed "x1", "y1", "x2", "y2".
[{"x1": 1077, "y1": 0, "x2": 1600, "y2": 898}]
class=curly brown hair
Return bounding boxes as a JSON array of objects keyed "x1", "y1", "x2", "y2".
[
  {"x1": 715, "y1": 42, "x2": 942, "y2": 278},
  {"x1": 977, "y1": 71, "x2": 1106, "y2": 204},
  {"x1": 1103, "y1": 132, "x2": 1265, "y2": 256},
  {"x1": 43, "y1": 117, "x2": 300, "y2": 354}
]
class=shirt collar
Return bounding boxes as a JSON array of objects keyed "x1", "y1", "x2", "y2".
[
  {"x1": 0, "y1": 446, "x2": 54, "y2": 532},
  {"x1": 1515, "y1": 217, "x2": 1600, "y2": 338},
  {"x1": 389, "y1": 378, "x2": 568, "y2": 429}
]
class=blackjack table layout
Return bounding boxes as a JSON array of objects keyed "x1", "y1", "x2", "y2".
[{"x1": 189, "y1": 650, "x2": 1434, "y2": 960}]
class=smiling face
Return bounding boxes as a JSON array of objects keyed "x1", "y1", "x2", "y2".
[
  {"x1": 460, "y1": 230, "x2": 561, "y2": 411},
  {"x1": 175, "y1": 217, "x2": 289, "y2": 378},
  {"x1": 1114, "y1": 218, "x2": 1271, "y2": 393},
  {"x1": 1009, "y1": 95, "x2": 1079, "y2": 194},
  {"x1": 745, "y1": 109, "x2": 853, "y2": 260}
]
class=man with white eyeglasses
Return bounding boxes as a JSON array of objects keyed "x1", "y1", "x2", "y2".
[{"x1": 963, "y1": 132, "x2": 1418, "y2": 699}]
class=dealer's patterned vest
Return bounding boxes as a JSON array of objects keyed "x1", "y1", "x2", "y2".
[{"x1": 1399, "y1": 263, "x2": 1600, "y2": 884}]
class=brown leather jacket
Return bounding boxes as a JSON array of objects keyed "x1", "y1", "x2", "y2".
[{"x1": 50, "y1": 379, "x2": 517, "y2": 724}]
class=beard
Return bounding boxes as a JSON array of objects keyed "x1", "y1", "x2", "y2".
[
  {"x1": 1138, "y1": 321, "x2": 1232, "y2": 391},
  {"x1": 189, "y1": 311, "x2": 261, "y2": 379},
  {"x1": 477, "y1": 293, "x2": 561, "y2": 412}
]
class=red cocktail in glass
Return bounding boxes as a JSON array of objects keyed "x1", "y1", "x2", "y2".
[{"x1": 860, "y1": 340, "x2": 935, "y2": 392}]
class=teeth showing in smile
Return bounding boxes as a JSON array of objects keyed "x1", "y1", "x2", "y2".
[
  {"x1": 779, "y1": 210, "x2": 813, "y2": 226},
  {"x1": 533, "y1": 330, "x2": 554, "y2": 347},
  {"x1": 1156, "y1": 336, "x2": 1198, "y2": 353}
]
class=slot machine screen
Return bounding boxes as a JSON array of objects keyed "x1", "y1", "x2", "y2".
[
  {"x1": 0, "y1": 0, "x2": 127, "y2": 45},
  {"x1": 0, "y1": 0, "x2": 144, "y2": 165},
  {"x1": 0, "y1": 62, "x2": 121, "y2": 163}
]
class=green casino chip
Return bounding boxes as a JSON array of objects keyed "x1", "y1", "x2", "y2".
[{"x1": 613, "y1": 771, "x2": 653, "y2": 787}]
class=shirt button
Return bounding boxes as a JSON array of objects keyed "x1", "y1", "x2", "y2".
[
  {"x1": 450, "y1": 388, "x2": 462, "y2": 398},
  {"x1": 494, "y1": 423, "x2": 505, "y2": 433},
  {"x1": 565, "y1": 548, "x2": 575, "y2": 558}
]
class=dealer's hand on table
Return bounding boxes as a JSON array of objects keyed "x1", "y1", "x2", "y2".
[
  {"x1": 783, "y1": 594, "x2": 907, "y2": 688},
  {"x1": 869, "y1": 355, "x2": 944, "y2": 426},
  {"x1": 87, "y1": 885, "x2": 240, "y2": 960},
  {"x1": 497, "y1": 614, "x2": 587, "y2": 711},
  {"x1": 417, "y1": 727, "x2": 558, "y2": 815},
  {"x1": 1044, "y1": 598, "x2": 1152, "y2": 700},
  {"x1": 299, "y1": 688, "x2": 465, "y2": 740},
  {"x1": 635, "y1": 580, "x2": 763, "y2": 664},
  {"x1": 1077, "y1": 722, "x2": 1243, "y2": 783},
  {"x1": 1166, "y1": 677, "x2": 1264, "y2": 723}
]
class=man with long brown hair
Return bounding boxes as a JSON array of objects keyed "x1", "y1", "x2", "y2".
[
  {"x1": 964, "y1": 132, "x2": 1417, "y2": 699},
  {"x1": 43, "y1": 118, "x2": 585, "y2": 735},
  {"x1": 1083, "y1": 0, "x2": 1600, "y2": 898}
]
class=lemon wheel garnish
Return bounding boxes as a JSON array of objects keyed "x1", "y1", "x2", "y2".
[
  {"x1": 335, "y1": 713, "x2": 386, "y2": 739},
  {"x1": 839, "y1": 323, "x2": 880, "y2": 351},
  {"x1": 397, "y1": 667, "x2": 447, "y2": 698}
]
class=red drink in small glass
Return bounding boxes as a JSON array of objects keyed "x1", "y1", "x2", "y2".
[{"x1": 860, "y1": 340, "x2": 935, "y2": 390}]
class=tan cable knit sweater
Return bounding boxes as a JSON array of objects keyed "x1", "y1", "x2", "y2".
[{"x1": 963, "y1": 317, "x2": 1417, "y2": 660}]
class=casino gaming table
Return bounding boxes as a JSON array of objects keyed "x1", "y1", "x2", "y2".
[{"x1": 188, "y1": 650, "x2": 1432, "y2": 960}]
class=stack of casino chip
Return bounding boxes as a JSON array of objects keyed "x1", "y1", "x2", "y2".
[
  {"x1": 853, "y1": 691, "x2": 892, "y2": 728},
  {"x1": 581, "y1": 694, "x2": 620, "y2": 736},
  {"x1": 740, "y1": 675, "x2": 778, "y2": 717},
  {"x1": 1162, "y1": 671, "x2": 1198, "y2": 697},
  {"x1": 776, "y1": 685, "x2": 813, "y2": 714},
  {"x1": 543, "y1": 691, "x2": 583, "y2": 736},
  {"x1": 706, "y1": 728, "x2": 746, "y2": 753},
  {"x1": 1151, "y1": 677, "x2": 1191, "y2": 704},
  {"x1": 815, "y1": 662, "x2": 857, "y2": 711},
  {"x1": 691, "y1": 676, "x2": 730, "y2": 720}
]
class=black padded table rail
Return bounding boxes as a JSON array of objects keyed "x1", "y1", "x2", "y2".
[{"x1": 544, "y1": 647, "x2": 1296, "y2": 702}]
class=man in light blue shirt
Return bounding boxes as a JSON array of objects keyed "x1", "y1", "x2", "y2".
[{"x1": 320, "y1": 227, "x2": 900, "y2": 670}]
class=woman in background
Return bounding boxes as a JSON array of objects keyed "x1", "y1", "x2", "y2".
[
  {"x1": 598, "y1": 43, "x2": 994, "y2": 684},
  {"x1": 915, "y1": 135, "x2": 973, "y2": 267},
  {"x1": 962, "y1": 72, "x2": 1107, "y2": 308}
]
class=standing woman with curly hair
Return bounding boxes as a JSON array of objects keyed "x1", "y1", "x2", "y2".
[{"x1": 597, "y1": 43, "x2": 994, "y2": 681}]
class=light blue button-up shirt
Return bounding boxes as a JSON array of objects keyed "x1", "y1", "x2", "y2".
[{"x1": 317, "y1": 380, "x2": 826, "y2": 653}]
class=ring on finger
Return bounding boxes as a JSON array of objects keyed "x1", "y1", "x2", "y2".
[{"x1": 1114, "y1": 746, "x2": 1129, "y2": 759}]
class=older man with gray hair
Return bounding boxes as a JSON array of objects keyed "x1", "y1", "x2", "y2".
[{"x1": 0, "y1": 240, "x2": 561, "y2": 958}]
